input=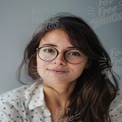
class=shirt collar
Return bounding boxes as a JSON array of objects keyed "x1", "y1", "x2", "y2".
[{"x1": 24, "y1": 80, "x2": 47, "y2": 110}]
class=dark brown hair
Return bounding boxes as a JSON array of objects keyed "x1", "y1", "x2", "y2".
[{"x1": 18, "y1": 13, "x2": 119, "y2": 122}]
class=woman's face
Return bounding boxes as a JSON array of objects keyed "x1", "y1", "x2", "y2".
[{"x1": 37, "y1": 29, "x2": 88, "y2": 85}]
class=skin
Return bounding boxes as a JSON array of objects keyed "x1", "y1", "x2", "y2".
[{"x1": 36, "y1": 29, "x2": 88, "y2": 121}]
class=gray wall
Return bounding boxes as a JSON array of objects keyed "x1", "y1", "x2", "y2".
[{"x1": 0, "y1": 0, "x2": 121, "y2": 94}]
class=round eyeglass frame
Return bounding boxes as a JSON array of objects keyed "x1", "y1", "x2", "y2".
[{"x1": 36, "y1": 47, "x2": 84, "y2": 64}]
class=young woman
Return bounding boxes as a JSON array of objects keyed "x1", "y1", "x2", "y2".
[{"x1": 0, "y1": 13, "x2": 121, "y2": 122}]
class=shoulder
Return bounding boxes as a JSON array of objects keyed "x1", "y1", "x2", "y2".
[
  {"x1": 0, "y1": 84, "x2": 30, "y2": 103},
  {"x1": 0, "y1": 81, "x2": 43, "y2": 121},
  {"x1": 109, "y1": 89, "x2": 122, "y2": 121},
  {"x1": 0, "y1": 80, "x2": 42, "y2": 104},
  {"x1": 0, "y1": 84, "x2": 30, "y2": 121}
]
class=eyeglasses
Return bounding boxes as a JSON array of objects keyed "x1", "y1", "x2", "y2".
[{"x1": 36, "y1": 46, "x2": 85, "y2": 64}]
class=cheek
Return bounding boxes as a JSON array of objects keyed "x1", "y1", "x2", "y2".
[
  {"x1": 72, "y1": 62, "x2": 88, "y2": 77},
  {"x1": 73, "y1": 67, "x2": 85, "y2": 78},
  {"x1": 36, "y1": 57, "x2": 46, "y2": 76}
]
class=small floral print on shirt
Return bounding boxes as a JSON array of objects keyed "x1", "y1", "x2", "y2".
[{"x1": 0, "y1": 80, "x2": 122, "y2": 122}]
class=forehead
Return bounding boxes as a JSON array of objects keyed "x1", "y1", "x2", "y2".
[{"x1": 39, "y1": 29, "x2": 73, "y2": 48}]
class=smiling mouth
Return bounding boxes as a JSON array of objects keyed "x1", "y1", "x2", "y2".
[{"x1": 47, "y1": 69, "x2": 69, "y2": 74}]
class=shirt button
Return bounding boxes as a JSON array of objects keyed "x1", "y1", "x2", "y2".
[
  {"x1": 44, "y1": 117, "x2": 52, "y2": 122},
  {"x1": 43, "y1": 109, "x2": 51, "y2": 117}
]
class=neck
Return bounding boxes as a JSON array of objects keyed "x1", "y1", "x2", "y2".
[{"x1": 43, "y1": 82, "x2": 76, "y2": 109}]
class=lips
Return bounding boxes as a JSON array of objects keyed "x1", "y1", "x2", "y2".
[{"x1": 47, "y1": 68, "x2": 68, "y2": 73}]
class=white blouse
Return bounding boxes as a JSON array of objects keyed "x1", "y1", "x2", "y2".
[{"x1": 0, "y1": 81, "x2": 122, "y2": 122}]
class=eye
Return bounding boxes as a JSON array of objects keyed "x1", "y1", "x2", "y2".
[
  {"x1": 42, "y1": 47, "x2": 55, "y2": 53},
  {"x1": 67, "y1": 51, "x2": 81, "y2": 56},
  {"x1": 71, "y1": 52, "x2": 81, "y2": 56}
]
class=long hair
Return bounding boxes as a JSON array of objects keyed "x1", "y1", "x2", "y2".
[{"x1": 17, "y1": 13, "x2": 119, "y2": 122}]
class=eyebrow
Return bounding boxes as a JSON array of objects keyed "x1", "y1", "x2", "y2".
[{"x1": 41, "y1": 44, "x2": 77, "y2": 49}]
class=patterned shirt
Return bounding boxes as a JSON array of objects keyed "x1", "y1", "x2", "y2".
[{"x1": 0, "y1": 80, "x2": 122, "y2": 122}]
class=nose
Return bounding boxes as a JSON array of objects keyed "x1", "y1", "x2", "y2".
[{"x1": 52, "y1": 52, "x2": 66, "y2": 65}]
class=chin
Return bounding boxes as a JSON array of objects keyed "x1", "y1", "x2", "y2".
[{"x1": 44, "y1": 78, "x2": 76, "y2": 86}]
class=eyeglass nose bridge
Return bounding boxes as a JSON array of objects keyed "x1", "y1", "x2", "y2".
[{"x1": 53, "y1": 49, "x2": 67, "y2": 62}]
